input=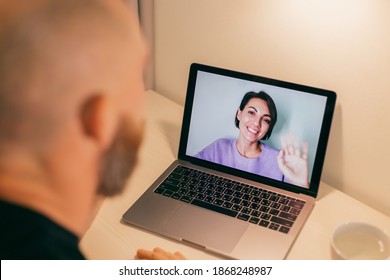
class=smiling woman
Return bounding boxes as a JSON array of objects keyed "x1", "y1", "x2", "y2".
[{"x1": 194, "y1": 90, "x2": 309, "y2": 188}]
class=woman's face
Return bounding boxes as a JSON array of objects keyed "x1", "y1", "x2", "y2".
[{"x1": 236, "y1": 98, "x2": 271, "y2": 143}]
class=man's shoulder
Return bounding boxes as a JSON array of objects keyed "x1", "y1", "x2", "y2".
[{"x1": 0, "y1": 200, "x2": 85, "y2": 260}]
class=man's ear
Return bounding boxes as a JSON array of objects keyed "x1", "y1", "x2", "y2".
[{"x1": 79, "y1": 94, "x2": 117, "y2": 149}]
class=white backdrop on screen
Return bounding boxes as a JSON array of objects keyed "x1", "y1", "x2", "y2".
[{"x1": 186, "y1": 71, "x2": 327, "y2": 181}]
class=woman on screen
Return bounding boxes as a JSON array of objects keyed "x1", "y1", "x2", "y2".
[{"x1": 194, "y1": 91, "x2": 309, "y2": 188}]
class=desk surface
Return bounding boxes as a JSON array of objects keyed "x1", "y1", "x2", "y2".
[{"x1": 80, "y1": 90, "x2": 390, "y2": 260}]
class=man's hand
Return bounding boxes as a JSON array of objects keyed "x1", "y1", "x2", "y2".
[{"x1": 136, "y1": 247, "x2": 187, "y2": 260}]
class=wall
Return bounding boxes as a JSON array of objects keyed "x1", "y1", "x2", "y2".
[{"x1": 153, "y1": 0, "x2": 390, "y2": 216}]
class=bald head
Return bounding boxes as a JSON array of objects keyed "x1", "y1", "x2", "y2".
[
  {"x1": 0, "y1": 0, "x2": 147, "y2": 239},
  {"x1": 0, "y1": 0, "x2": 146, "y2": 152}
]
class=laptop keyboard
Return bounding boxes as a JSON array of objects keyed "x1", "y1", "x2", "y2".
[{"x1": 154, "y1": 165, "x2": 306, "y2": 234}]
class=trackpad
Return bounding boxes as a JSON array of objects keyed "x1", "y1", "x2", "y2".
[{"x1": 162, "y1": 205, "x2": 248, "y2": 253}]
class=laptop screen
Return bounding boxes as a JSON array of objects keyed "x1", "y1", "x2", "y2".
[{"x1": 179, "y1": 63, "x2": 336, "y2": 198}]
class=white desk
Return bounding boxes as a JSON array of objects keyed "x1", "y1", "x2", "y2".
[{"x1": 80, "y1": 90, "x2": 390, "y2": 260}]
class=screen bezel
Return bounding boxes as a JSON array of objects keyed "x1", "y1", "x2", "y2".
[{"x1": 178, "y1": 63, "x2": 336, "y2": 198}]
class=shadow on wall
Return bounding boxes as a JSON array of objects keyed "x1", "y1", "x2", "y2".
[
  {"x1": 321, "y1": 104, "x2": 344, "y2": 191},
  {"x1": 159, "y1": 120, "x2": 181, "y2": 157}
]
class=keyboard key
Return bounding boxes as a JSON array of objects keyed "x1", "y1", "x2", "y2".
[
  {"x1": 251, "y1": 189, "x2": 261, "y2": 196},
  {"x1": 162, "y1": 190, "x2": 174, "y2": 197},
  {"x1": 205, "y1": 189, "x2": 214, "y2": 196},
  {"x1": 224, "y1": 189, "x2": 234, "y2": 195},
  {"x1": 172, "y1": 166, "x2": 184, "y2": 174},
  {"x1": 271, "y1": 202, "x2": 281, "y2": 209},
  {"x1": 182, "y1": 170, "x2": 192, "y2": 176},
  {"x1": 188, "y1": 184, "x2": 196, "y2": 191},
  {"x1": 160, "y1": 182, "x2": 180, "y2": 192},
  {"x1": 171, "y1": 193, "x2": 181, "y2": 200},
  {"x1": 182, "y1": 176, "x2": 191, "y2": 182},
  {"x1": 190, "y1": 178, "x2": 199, "y2": 186},
  {"x1": 288, "y1": 200, "x2": 305, "y2": 209},
  {"x1": 199, "y1": 174, "x2": 209, "y2": 181},
  {"x1": 233, "y1": 191, "x2": 243, "y2": 198},
  {"x1": 279, "y1": 211, "x2": 298, "y2": 221},
  {"x1": 187, "y1": 190, "x2": 196, "y2": 197},
  {"x1": 191, "y1": 172, "x2": 200, "y2": 179},
  {"x1": 197, "y1": 181, "x2": 207, "y2": 187},
  {"x1": 279, "y1": 198, "x2": 290, "y2": 205},
  {"x1": 249, "y1": 217, "x2": 260, "y2": 224},
  {"x1": 180, "y1": 195, "x2": 192, "y2": 203},
  {"x1": 222, "y1": 194, "x2": 232, "y2": 201},
  {"x1": 164, "y1": 177, "x2": 180, "y2": 186},
  {"x1": 270, "y1": 216, "x2": 294, "y2": 227},
  {"x1": 214, "y1": 199, "x2": 224, "y2": 206},
  {"x1": 259, "y1": 220, "x2": 270, "y2": 227},
  {"x1": 260, "y1": 206, "x2": 270, "y2": 213},
  {"x1": 196, "y1": 187, "x2": 206, "y2": 194},
  {"x1": 269, "y1": 223, "x2": 280, "y2": 231},
  {"x1": 242, "y1": 187, "x2": 252, "y2": 194},
  {"x1": 154, "y1": 187, "x2": 164, "y2": 194},
  {"x1": 279, "y1": 226, "x2": 290, "y2": 234},
  {"x1": 191, "y1": 199, "x2": 238, "y2": 218},
  {"x1": 251, "y1": 210, "x2": 260, "y2": 217},
  {"x1": 216, "y1": 179, "x2": 225, "y2": 186},
  {"x1": 207, "y1": 177, "x2": 216, "y2": 183},
  {"x1": 213, "y1": 192, "x2": 223, "y2": 199},
  {"x1": 250, "y1": 203, "x2": 260, "y2": 210},
  {"x1": 222, "y1": 201, "x2": 233, "y2": 209},
  {"x1": 178, "y1": 188, "x2": 187, "y2": 195},
  {"x1": 237, "y1": 213, "x2": 250, "y2": 221},
  {"x1": 241, "y1": 200, "x2": 250, "y2": 207},
  {"x1": 261, "y1": 213, "x2": 271, "y2": 220},
  {"x1": 261, "y1": 199, "x2": 271, "y2": 206},
  {"x1": 290, "y1": 208, "x2": 301, "y2": 215},
  {"x1": 260, "y1": 193, "x2": 270, "y2": 199},
  {"x1": 167, "y1": 172, "x2": 182, "y2": 180}
]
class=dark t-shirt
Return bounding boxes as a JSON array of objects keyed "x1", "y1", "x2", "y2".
[{"x1": 0, "y1": 200, "x2": 85, "y2": 260}]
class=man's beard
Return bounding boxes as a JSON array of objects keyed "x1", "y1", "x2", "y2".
[{"x1": 97, "y1": 117, "x2": 144, "y2": 196}]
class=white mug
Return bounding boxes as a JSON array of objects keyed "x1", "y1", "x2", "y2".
[{"x1": 330, "y1": 221, "x2": 390, "y2": 260}]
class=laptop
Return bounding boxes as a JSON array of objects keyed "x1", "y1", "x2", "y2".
[{"x1": 122, "y1": 63, "x2": 336, "y2": 259}]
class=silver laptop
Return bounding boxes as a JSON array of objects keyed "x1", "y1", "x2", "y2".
[{"x1": 122, "y1": 63, "x2": 336, "y2": 259}]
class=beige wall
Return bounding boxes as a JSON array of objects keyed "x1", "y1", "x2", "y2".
[{"x1": 153, "y1": 0, "x2": 390, "y2": 216}]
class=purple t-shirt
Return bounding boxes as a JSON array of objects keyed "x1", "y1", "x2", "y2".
[{"x1": 194, "y1": 138, "x2": 284, "y2": 181}]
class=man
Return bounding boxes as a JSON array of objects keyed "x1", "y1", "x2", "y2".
[{"x1": 0, "y1": 0, "x2": 184, "y2": 260}]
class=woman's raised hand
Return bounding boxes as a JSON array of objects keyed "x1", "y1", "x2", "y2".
[{"x1": 276, "y1": 133, "x2": 309, "y2": 188}]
